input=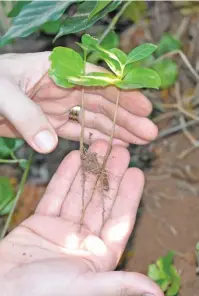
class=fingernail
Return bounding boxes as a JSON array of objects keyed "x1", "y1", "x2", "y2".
[
  {"x1": 34, "y1": 130, "x2": 55, "y2": 152},
  {"x1": 143, "y1": 294, "x2": 155, "y2": 296}
]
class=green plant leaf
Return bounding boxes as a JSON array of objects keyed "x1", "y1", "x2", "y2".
[
  {"x1": 148, "y1": 264, "x2": 162, "y2": 281},
  {"x1": 82, "y1": 34, "x2": 99, "y2": 50},
  {"x1": 0, "y1": 1, "x2": 74, "y2": 47},
  {"x1": 196, "y1": 242, "x2": 199, "y2": 252},
  {"x1": 89, "y1": 0, "x2": 112, "y2": 20},
  {"x1": 86, "y1": 32, "x2": 120, "y2": 65},
  {"x1": 8, "y1": 1, "x2": 31, "y2": 18},
  {"x1": 123, "y1": 1, "x2": 147, "y2": 23},
  {"x1": 110, "y1": 48, "x2": 127, "y2": 66},
  {"x1": 54, "y1": 0, "x2": 121, "y2": 41},
  {"x1": 152, "y1": 59, "x2": 178, "y2": 89},
  {"x1": 49, "y1": 71, "x2": 74, "y2": 89},
  {"x1": 100, "y1": 31, "x2": 119, "y2": 49},
  {"x1": 0, "y1": 137, "x2": 24, "y2": 159},
  {"x1": 49, "y1": 47, "x2": 84, "y2": 81},
  {"x1": 2, "y1": 138, "x2": 15, "y2": 150},
  {"x1": 166, "y1": 266, "x2": 180, "y2": 296},
  {"x1": 148, "y1": 252, "x2": 180, "y2": 296},
  {"x1": 157, "y1": 279, "x2": 170, "y2": 292},
  {"x1": 126, "y1": 43, "x2": 157, "y2": 65},
  {"x1": 116, "y1": 68, "x2": 161, "y2": 89},
  {"x1": 68, "y1": 72, "x2": 119, "y2": 87},
  {"x1": 41, "y1": 20, "x2": 61, "y2": 35},
  {"x1": 19, "y1": 159, "x2": 29, "y2": 170},
  {"x1": 82, "y1": 34, "x2": 122, "y2": 76},
  {"x1": 0, "y1": 177, "x2": 14, "y2": 216},
  {"x1": 155, "y1": 33, "x2": 182, "y2": 57}
]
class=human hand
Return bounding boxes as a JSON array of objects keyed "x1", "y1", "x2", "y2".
[
  {"x1": 0, "y1": 141, "x2": 163, "y2": 296},
  {"x1": 0, "y1": 52, "x2": 158, "y2": 153}
]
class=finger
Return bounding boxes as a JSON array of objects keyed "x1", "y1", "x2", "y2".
[
  {"x1": 76, "y1": 93, "x2": 158, "y2": 141},
  {"x1": 37, "y1": 87, "x2": 157, "y2": 142},
  {"x1": 78, "y1": 110, "x2": 149, "y2": 145},
  {"x1": 58, "y1": 121, "x2": 129, "y2": 146},
  {"x1": 36, "y1": 150, "x2": 81, "y2": 216},
  {"x1": 83, "y1": 146, "x2": 130, "y2": 235},
  {"x1": 60, "y1": 140, "x2": 110, "y2": 223},
  {"x1": 101, "y1": 168, "x2": 144, "y2": 262},
  {"x1": 86, "y1": 86, "x2": 153, "y2": 117},
  {"x1": 81, "y1": 271, "x2": 164, "y2": 296},
  {"x1": 0, "y1": 78, "x2": 57, "y2": 153}
]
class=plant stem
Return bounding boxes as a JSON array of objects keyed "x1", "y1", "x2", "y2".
[
  {"x1": 99, "y1": 1, "x2": 131, "y2": 44},
  {"x1": 81, "y1": 90, "x2": 121, "y2": 224},
  {"x1": 80, "y1": 88, "x2": 85, "y2": 211},
  {"x1": 0, "y1": 151, "x2": 33, "y2": 239},
  {"x1": 102, "y1": 89, "x2": 120, "y2": 162},
  {"x1": 0, "y1": 159, "x2": 25, "y2": 164},
  {"x1": 80, "y1": 88, "x2": 85, "y2": 156}
]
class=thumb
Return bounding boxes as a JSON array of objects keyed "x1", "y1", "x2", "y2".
[
  {"x1": 0, "y1": 78, "x2": 58, "y2": 153},
  {"x1": 82, "y1": 271, "x2": 164, "y2": 296}
]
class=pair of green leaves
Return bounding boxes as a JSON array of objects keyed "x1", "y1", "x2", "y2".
[
  {"x1": 0, "y1": 1, "x2": 121, "y2": 47},
  {"x1": 148, "y1": 251, "x2": 180, "y2": 296},
  {"x1": 49, "y1": 34, "x2": 161, "y2": 90}
]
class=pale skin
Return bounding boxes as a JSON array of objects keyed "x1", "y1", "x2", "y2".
[
  {"x1": 0, "y1": 141, "x2": 163, "y2": 296},
  {"x1": 0, "y1": 53, "x2": 162, "y2": 295}
]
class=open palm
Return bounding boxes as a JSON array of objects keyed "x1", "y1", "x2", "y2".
[
  {"x1": 0, "y1": 53, "x2": 158, "y2": 153},
  {"x1": 0, "y1": 141, "x2": 162, "y2": 296}
]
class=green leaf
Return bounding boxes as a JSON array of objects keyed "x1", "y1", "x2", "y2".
[
  {"x1": 19, "y1": 159, "x2": 29, "y2": 170},
  {"x1": 123, "y1": 1, "x2": 147, "y2": 23},
  {"x1": 126, "y1": 43, "x2": 157, "y2": 65},
  {"x1": 148, "y1": 264, "x2": 162, "y2": 281},
  {"x1": 68, "y1": 72, "x2": 119, "y2": 87},
  {"x1": 110, "y1": 48, "x2": 127, "y2": 66},
  {"x1": 100, "y1": 54, "x2": 122, "y2": 76},
  {"x1": 148, "y1": 252, "x2": 180, "y2": 296},
  {"x1": 86, "y1": 32, "x2": 120, "y2": 65},
  {"x1": 49, "y1": 47, "x2": 84, "y2": 80},
  {"x1": 54, "y1": 0, "x2": 121, "y2": 41},
  {"x1": 196, "y1": 242, "x2": 199, "y2": 252},
  {"x1": 157, "y1": 279, "x2": 170, "y2": 292},
  {"x1": 8, "y1": 1, "x2": 31, "y2": 18},
  {"x1": 82, "y1": 34, "x2": 122, "y2": 76},
  {"x1": 152, "y1": 59, "x2": 178, "y2": 89},
  {"x1": 0, "y1": 137, "x2": 24, "y2": 159},
  {"x1": 117, "y1": 68, "x2": 161, "y2": 89},
  {"x1": 41, "y1": 20, "x2": 61, "y2": 35},
  {"x1": 100, "y1": 31, "x2": 119, "y2": 49},
  {"x1": 156, "y1": 33, "x2": 182, "y2": 58},
  {"x1": 49, "y1": 71, "x2": 74, "y2": 89},
  {"x1": 166, "y1": 266, "x2": 180, "y2": 296},
  {"x1": 89, "y1": 0, "x2": 112, "y2": 20},
  {"x1": 2, "y1": 138, "x2": 16, "y2": 150},
  {"x1": 0, "y1": 1, "x2": 74, "y2": 47},
  {"x1": 0, "y1": 177, "x2": 14, "y2": 216},
  {"x1": 82, "y1": 34, "x2": 99, "y2": 50}
]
